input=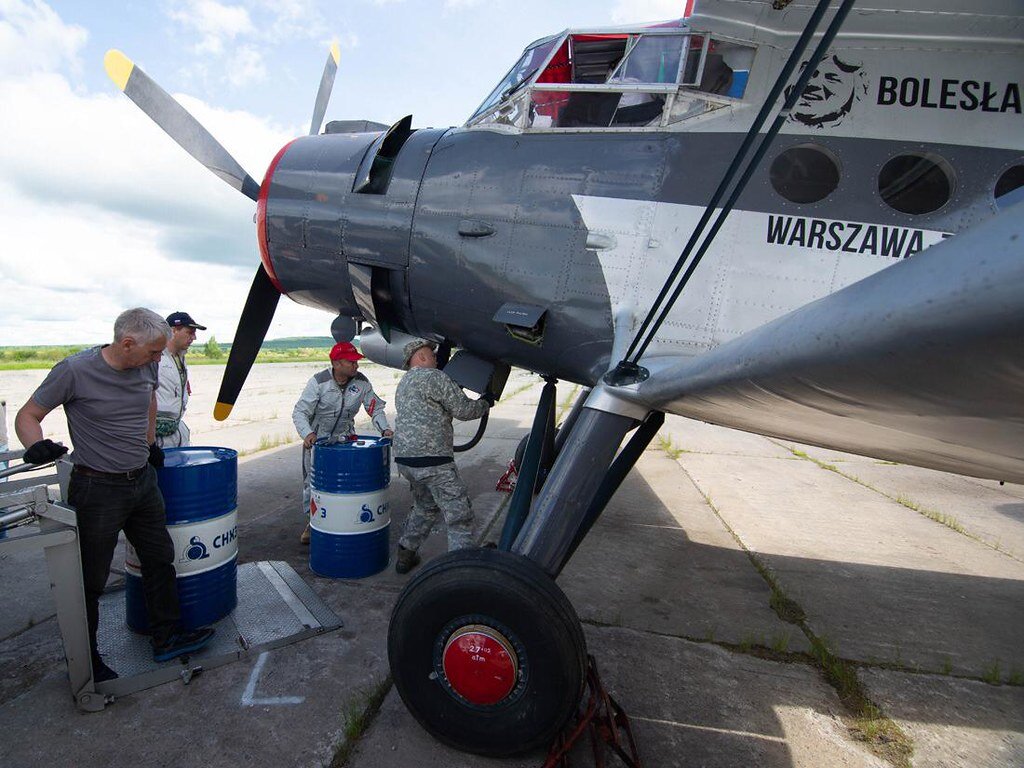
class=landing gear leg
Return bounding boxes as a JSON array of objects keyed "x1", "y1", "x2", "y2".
[{"x1": 388, "y1": 390, "x2": 661, "y2": 756}]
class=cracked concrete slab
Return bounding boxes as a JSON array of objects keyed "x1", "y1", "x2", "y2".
[
  {"x1": 783, "y1": 457, "x2": 1024, "y2": 562},
  {"x1": 562, "y1": 449, "x2": 808, "y2": 653},
  {"x1": 860, "y1": 669, "x2": 1024, "y2": 768},
  {"x1": 676, "y1": 452, "x2": 1024, "y2": 679},
  {"x1": 661, "y1": 416, "x2": 796, "y2": 459}
]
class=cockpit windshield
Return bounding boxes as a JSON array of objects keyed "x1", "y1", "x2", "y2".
[
  {"x1": 468, "y1": 36, "x2": 561, "y2": 123},
  {"x1": 466, "y1": 25, "x2": 755, "y2": 131}
]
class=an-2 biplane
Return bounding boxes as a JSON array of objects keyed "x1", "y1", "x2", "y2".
[{"x1": 105, "y1": 0, "x2": 1024, "y2": 756}]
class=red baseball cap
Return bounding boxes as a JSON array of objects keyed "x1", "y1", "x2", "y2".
[{"x1": 329, "y1": 341, "x2": 364, "y2": 362}]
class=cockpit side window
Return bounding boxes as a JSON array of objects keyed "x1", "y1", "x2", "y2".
[{"x1": 611, "y1": 34, "x2": 684, "y2": 85}]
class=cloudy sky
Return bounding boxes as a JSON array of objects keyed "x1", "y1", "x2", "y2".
[{"x1": 0, "y1": 0, "x2": 684, "y2": 346}]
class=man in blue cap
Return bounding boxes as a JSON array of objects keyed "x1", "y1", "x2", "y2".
[{"x1": 156, "y1": 311, "x2": 207, "y2": 448}]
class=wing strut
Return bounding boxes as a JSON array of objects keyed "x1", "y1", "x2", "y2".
[{"x1": 606, "y1": 0, "x2": 857, "y2": 386}]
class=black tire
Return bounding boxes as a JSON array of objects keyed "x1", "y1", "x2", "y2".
[
  {"x1": 513, "y1": 433, "x2": 529, "y2": 473},
  {"x1": 388, "y1": 548, "x2": 586, "y2": 757},
  {"x1": 513, "y1": 427, "x2": 559, "y2": 483}
]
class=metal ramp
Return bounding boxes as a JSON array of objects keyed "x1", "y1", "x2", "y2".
[
  {"x1": 1, "y1": 454, "x2": 341, "y2": 709},
  {"x1": 95, "y1": 560, "x2": 341, "y2": 698}
]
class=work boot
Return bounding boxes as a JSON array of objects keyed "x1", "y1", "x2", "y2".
[
  {"x1": 152, "y1": 627, "x2": 215, "y2": 663},
  {"x1": 91, "y1": 652, "x2": 118, "y2": 683},
  {"x1": 300, "y1": 524, "x2": 311, "y2": 546},
  {"x1": 395, "y1": 546, "x2": 420, "y2": 575}
]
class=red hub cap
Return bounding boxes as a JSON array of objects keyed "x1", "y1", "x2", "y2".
[{"x1": 442, "y1": 624, "x2": 518, "y2": 705}]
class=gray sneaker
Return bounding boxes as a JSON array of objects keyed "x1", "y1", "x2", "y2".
[{"x1": 152, "y1": 627, "x2": 215, "y2": 663}]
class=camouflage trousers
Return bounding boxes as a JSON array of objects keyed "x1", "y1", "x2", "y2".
[{"x1": 397, "y1": 462, "x2": 474, "y2": 553}]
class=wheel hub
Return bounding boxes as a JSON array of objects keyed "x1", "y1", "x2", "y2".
[{"x1": 441, "y1": 624, "x2": 518, "y2": 706}]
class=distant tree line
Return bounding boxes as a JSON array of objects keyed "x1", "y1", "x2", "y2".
[{"x1": 0, "y1": 336, "x2": 337, "y2": 370}]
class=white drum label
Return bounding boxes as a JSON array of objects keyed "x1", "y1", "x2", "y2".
[
  {"x1": 311, "y1": 488, "x2": 390, "y2": 535},
  {"x1": 126, "y1": 509, "x2": 238, "y2": 577}
]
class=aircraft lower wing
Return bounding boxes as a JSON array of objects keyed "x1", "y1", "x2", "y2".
[{"x1": 617, "y1": 203, "x2": 1024, "y2": 484}]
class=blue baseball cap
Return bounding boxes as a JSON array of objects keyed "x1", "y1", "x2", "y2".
[{"x1": 166, "y1": 311, "x2": 207, "y2": 330}]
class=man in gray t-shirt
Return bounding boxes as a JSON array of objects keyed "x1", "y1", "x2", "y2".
[{"x1": 15, "y1": 308, "x2": 215, "y2": 681}]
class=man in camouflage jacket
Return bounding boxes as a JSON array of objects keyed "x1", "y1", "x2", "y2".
[
  {"x1": 292, "y1": 341, "x2": 392, "y2": 544},
  {"x1": 393, "y1": 339, "x2": 492, "y2": 574}
]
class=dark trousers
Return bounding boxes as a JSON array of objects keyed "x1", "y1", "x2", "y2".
[{"x1": 68, "y1": 465, "x2": 180, "y2": 651}]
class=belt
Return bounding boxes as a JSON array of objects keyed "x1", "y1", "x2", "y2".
[{"x1": 72, "y1": 464, "x2": 149, "y2": 480}]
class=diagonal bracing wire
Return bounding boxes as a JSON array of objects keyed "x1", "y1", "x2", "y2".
[{"x1": 618, "y1": 0, "x2": 858, "y2": 370}]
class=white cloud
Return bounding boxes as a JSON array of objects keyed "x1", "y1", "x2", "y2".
[
  {"x1": 166, "y1": 0, "x2": 255, "y2": 56},
  {"x1": 444, "y1": 0, "x2": 482, "y2": 8},
  {"x1": 0, "y1": 0, "x2": 87, "y2": 77},
  {"x1": 611, "y1": 0, "x2": 687, "y2": 25},
  {"x1": 227, "y1": 44, "x2": 267, "y2": 87},
  {"x1": 0, "y1": 2, "x2": 327, "y2": 345},
  {"x1": 252, "y1": 0, "x2": 326, "y2": 34}
]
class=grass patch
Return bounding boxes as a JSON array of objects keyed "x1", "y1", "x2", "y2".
[
  {"x1": 894, "y1": 495, "x2": 966, "y2": 534},
  {"x1": 329, "y1": 676, "x2": 393, "y2": 768},
  {"x1": 808, "y1": 637, "x2": 913, "y2": 766},
  {"x1": 982, "y1": 660, "x2": 1002, "y2": 685},
  {"x1": 238, "y1": 433, "x2": 297, "y2": 456},
  {"x1": 1008, "y1": 668, "x2": 1023, "y2": 686},
  {"x1": 657, "y1": 434, "x2": 687, "y2": 460},
  {"x1": 769, "y1": 589, "x2": 806, "y2": 625},
  {"x1": 556, "y1": 384, "x2": 581, "y2": 421},
  {"x1": 504, "y1": 377, "x2": 540, "y2": 400}
]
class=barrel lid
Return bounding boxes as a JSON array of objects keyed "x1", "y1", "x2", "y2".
[
  {"x1": 314, "y1": 435, "x2": 392, "y2": 451},
  {"x1": 162, "y1": 446, "x2": 238, "y2": 468}
]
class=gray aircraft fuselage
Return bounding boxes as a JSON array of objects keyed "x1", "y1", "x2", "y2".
[{"x1": 263, "y1": 126, "x2": 1017, "y2": 385}]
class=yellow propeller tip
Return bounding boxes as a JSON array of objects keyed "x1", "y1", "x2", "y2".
[
  {"x1": 213, "y1": 402, "x2": 233, "y2": 421},
  {"x1": 104, "y1": 49, "x2": 134, "y2": 91},
  {"x1": 330, "y1": 42, "x2": 341, "y2": 65}
]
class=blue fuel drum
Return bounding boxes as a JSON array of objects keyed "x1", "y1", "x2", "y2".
[
  {"x1": 126, "y1": 447, "x2": 238, "y2": 632},
  {"x1": 309, "y1": 436, "x2": 391, "y2": 578}
]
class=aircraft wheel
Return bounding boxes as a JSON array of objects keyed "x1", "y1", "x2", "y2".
[
  {"x1": 513, "y1": 427, "x2": 559, "y2": 478},
  {"x1": 388, "y1": 548, "x2": 586, "y2": 756},
  {"x1": 513, "y1": 434, "x2": 529, "y2": 472}
]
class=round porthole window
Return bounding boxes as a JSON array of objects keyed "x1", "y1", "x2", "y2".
[
  {"x1": 878, "y1": 154, "x2": 954, "y2": 215},
  {"x1": 769, "y1": 144, "x2": 840, "y2": 204},
  {"x1": 994, "y1": 165, "x2": 1024, "y2": 209}
]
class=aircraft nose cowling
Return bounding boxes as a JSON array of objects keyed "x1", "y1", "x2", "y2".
[{"x1": 258, "y1": 131, "x2": 384, "y2": 318}]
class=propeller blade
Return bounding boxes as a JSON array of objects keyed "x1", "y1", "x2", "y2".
[
  {"x1": 309, "y1": 43, "x2": 341, "y2": 136},
  {"x1": 104, "y1": 49, "x2": 261, "y2": 201},
  {"x1": 214, "y1": 267, "x2": 281, "y2": 421}
]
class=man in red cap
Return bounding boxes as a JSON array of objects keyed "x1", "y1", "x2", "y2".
[{"x1": 292, "y1": 341, "x2": 392, "y2": 544}]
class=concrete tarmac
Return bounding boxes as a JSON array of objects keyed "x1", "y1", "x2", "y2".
[{"x1": 1, "y1": 370, "x2": 1022, "y2": 767}]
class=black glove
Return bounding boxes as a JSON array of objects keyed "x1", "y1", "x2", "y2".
[
  {"x1": 481, "y1": 392, "x2": 496, "y2": 407},
  {"x1": 148, "y1": 443, "x2": 164, "y2": 469},
  {"x1": 23, "y1": 439, "x2": 68, "y2": 465}
]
